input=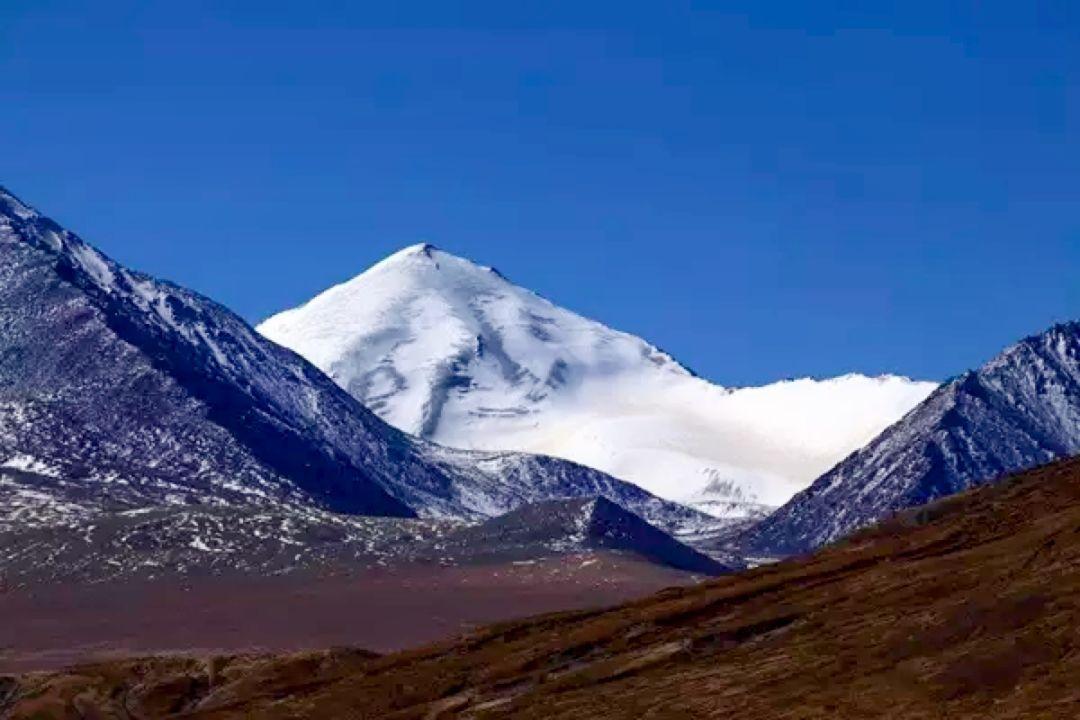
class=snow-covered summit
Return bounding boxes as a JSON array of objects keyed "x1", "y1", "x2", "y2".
[
  {"x1": 260, "y1": 242, "x2": 692, "y2": 434},
  {"x1": 259, "y1": 245, "x2": 937, "y2": 516}
]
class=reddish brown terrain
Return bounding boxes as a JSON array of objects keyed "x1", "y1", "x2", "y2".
[
  {"x1": 0, "y1": 553, "x2": 701, "y2": 674},
  {"x1": 5, "y1": 456, "x2": 1080, "y2": 719}
]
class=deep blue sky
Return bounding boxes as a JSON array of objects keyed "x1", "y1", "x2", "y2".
[{"x1": 2, "y1": 1, "x2": 1076, "y2": 385}]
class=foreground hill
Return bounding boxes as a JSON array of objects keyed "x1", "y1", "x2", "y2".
[
  {"x1": 432, "y1": 497, "x2": 726, "y2": 574},
  {"x1": 7, "y1": 456, "x2": 1079, "y2": 718},
  {"x1": 259, "y1": 243, "x2": 934, "y2": 517},
  {"x1": 0, "y1": 185, "x2": 717, "y2": 538},
  {"x1": 0, "y1": 489, "x2": 726, "y2": 587},
  {"x1": 746, "y1": 321, "x2": 1080, "y2": 555}
]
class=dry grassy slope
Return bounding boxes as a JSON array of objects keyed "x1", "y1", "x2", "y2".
[{"x1": 5, "y1": 456, "x2": 1080, "y2": 719}]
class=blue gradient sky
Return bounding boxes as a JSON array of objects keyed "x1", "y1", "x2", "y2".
[{"x1": 2, "y1": 1, "x2": 1076, "y2": 385}]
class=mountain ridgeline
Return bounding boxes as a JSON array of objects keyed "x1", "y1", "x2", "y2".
[
  {"x1": 745, "y1": 321, "x2": 1080, "y2": 555},
  {"x1": 0, "y1": 186, "x2": 718, "y2": 542},
  {"x1": 0, "y1": 187, "x2": 409, "y2": 518},
  {"x1": 258, "y1": 243, "x2": 934, "y2": 517},
  {"x1": 2, "y1": 182, "x2": 1077, "y2": 576}
]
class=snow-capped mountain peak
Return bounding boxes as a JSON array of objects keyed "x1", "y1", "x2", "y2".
[
  {"x1": 260, "y1": 244, "x2": 692, "y2": 438},
  {"x1": 259, "y1": 245, "x2": 937, "y2": 516}
]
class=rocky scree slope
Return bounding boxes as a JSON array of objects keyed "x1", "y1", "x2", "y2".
[{"x1": 745, "y1": 321, "x2": 1080, "y2": 555}]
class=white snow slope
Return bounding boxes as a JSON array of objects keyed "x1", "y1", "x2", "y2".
[{"x1": 259, "y1": 244, "x2": 936, "y2": 517}]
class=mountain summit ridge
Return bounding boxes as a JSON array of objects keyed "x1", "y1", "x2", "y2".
[{"x1": 260, "y1": 244, "x2": 936, "y2": 515}]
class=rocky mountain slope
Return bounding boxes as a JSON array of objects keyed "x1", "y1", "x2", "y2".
[
  {"x1": 433, "y1": 497, "x2": 727, "y2": 574},
  {"x1": 9, "y1": 456, "x2": 1079, "y2": 718},
  {"x1": 745, "y1": 321, "x2": 1080, "y2": 555},
  {"x1": 0, "y1": 490, "x2": 725, "y2": 587},
  {"x1": 259, "y1": 243, "x2": 935, "y2": 517},
  {"x1": 0, "y1": 186, "x2": 717, "y2": 539}
]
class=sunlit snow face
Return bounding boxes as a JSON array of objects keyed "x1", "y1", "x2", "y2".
[{"x1": 258, "y1": 244, "x2": 936, "y2": 516}]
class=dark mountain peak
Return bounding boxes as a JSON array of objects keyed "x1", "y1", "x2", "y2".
[
  {"x1": 0, "y1": 186, "x2": 439, "y2": 517},
  {"x1": 1004, "y1": 319, "x2": 1077, "y2": 352},
  {"x1": 438, "y1": 496, "x2": 730, "y2": 575},
  {"x1": 583, "y1": 495, "x2": 618, "y2": 517},
  {"x1": 1028, "y1": 319, "x2": 1080, "y2": 344},
  {"x1": 583, "y1": 495, "x2": 662, "y2": 535},
  {"x1": 744, "y1": 319, "x2": 1080, "y2": 556},
  {"x1": 0, "y1": 191, "x2": 419, "y2": 518}
]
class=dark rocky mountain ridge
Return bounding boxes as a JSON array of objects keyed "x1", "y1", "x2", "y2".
[
  {"x1": 0, "y1": 185, "x2": 722, "y2": 546},
  {"x1": 744, "y1": 321, "x2": 1080, "y2": 555}
]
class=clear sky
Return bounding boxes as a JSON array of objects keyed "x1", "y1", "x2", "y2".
[{"x1": 1, "y1": 1, "x2": 1076, "y2": 386}]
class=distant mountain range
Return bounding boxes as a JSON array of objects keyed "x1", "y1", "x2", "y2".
[
  {"x1": 744, "y1": 321, "x2": 1080, "y2": 555},
  {"x1": 2, "y1": 182, "x2": 1077, "y2": 583},
  {"x1": 259, "y1": 243, "x2": 935, "y2": 517},
  {"x1": 0, "y1": 185, "x2": 721, "y2": 578}
]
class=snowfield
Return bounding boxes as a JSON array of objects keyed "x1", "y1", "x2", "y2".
[{"x1": 260, "y1": 244, "x2": 936, "y2": 517}]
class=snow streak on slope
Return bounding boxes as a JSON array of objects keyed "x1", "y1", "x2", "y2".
[
  {"x1": 259, "y1": 244, "x2": 935, "y2": 516},
  {"x1": 744, "y1": 321, "x2": 1080, "y2": 556}
]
